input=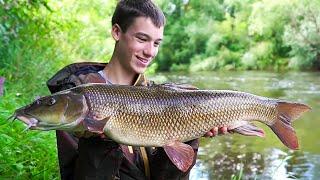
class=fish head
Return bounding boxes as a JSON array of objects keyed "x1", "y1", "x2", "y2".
[{"x1": 13, "y1": 90, "x2": 88, "y2": 131}]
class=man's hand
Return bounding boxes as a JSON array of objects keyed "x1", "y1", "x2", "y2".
[{"x1": 203, "y1": 127, "x2": 229, "y2": 137}]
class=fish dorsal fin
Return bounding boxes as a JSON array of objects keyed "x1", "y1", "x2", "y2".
[
  {"x1": 232, "y1": 122, "x2": 265, "y2": 137},
  {"x1": 163, "y1": 140, "x2": 194, "y2": 172},
  {"x1": 161, "y1": 83, "x2": 199, "y2": 91}
]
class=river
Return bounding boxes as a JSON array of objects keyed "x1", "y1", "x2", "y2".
[{"x1": 150, "y1": 71, "x2": 320, "y2": 180}]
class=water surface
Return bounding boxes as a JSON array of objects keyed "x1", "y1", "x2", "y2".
[{"x1": 150, "y1": 71, "x2": 320, "y2": 180}]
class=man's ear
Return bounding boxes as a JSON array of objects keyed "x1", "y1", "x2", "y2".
[{"x1": 111, "y1": 24, "x2": 122, "y2": 41}]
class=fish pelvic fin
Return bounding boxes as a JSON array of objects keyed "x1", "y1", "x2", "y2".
[
  {"x1": 270, "y1": 101, "x2": 311, "y2": 150},
  {"x1": 163, "y1": 140, "x2": 195, "y2": 172}
]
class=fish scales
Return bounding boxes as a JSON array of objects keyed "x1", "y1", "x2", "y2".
[{"x1": 73, "y1": 84, "x2": 278, "y2": 147}]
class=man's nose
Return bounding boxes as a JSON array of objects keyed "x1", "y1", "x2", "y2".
[{"x1": 143, "y1": 42, "x2": 157, "y2": 58}]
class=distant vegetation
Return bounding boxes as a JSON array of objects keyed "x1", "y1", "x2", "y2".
[
  {"x1": 0, "y1": 0, "x2": 319, "y2": 178},
  {"x1": 1, "y1": 0, "x2": 320, "y2": 81},
  {"x1": 157, "y1": 0, "x2": 320, "y2": 71}
]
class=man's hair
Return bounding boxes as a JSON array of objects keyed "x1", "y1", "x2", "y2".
[{"x1": 112, "y1": 0, "x2": 166, "y2": 32}]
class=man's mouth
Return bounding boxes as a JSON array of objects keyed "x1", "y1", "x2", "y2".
[{"x1": 136, "y1": 56, "x2": 150, "y2": 66}]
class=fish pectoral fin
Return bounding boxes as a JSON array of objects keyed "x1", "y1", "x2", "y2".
[
  {"x1": 83, "y1": 117, "x2": 109, "y2": 134},
  {"x1": 163, "y1": 140, "x2": 195, "y2": 172},
  {"x1": 232, "y1": 123, "x2": 265, "y2": 137}
]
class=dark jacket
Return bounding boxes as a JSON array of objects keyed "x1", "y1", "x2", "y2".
[{"x1": 47, "y1": 62, "x2": 199, "y2": 180}]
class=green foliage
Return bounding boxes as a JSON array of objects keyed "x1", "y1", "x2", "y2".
[
  {"x1": 283, "y1": 0, "x2": 320, "y2": 70},
  {"x1": 1, "y1": 0, "x2": 116, "y2": 82},
  {"x1": 156, "y1": 0, "x2": 225, "y2": 71},
  {"x1": 155, "y1": 0, "x2": 318, "y2": 71},
  {"x1": 241, "y1": 41, "x2": 274, "y2": 70},
  {"x1": 231, "y1": 164, "x2": 244, "y2": 180},
  {"x1": 0, "y1": 0, "x2": 319, "y2": 177},
  {"x1": 0, "y1": 0, "x2": 116, "y2": 178},
  {"x1": 190, "y1": 56, "x2": 220, "y2": 72},
  {"x1": 0, "y1": 82, "x2": 59, "y2": 179}
]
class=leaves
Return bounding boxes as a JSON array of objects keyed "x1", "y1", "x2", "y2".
[{"x1": 156, "y1": 0, "x2": 319, "y2": 71}]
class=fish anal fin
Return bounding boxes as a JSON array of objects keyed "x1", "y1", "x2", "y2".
[
  {"x1": 163, "y1": 140, "x2": 195, "y2": 172},
  {"x1": 232, "y1": 123, "x2": 265, "y2": 137}
]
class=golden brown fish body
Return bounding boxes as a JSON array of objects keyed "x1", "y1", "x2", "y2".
[
  {"x1": 13, "y1": 83, "x2": 310, "y2": 172},
  {"x1": 81, "y1": 85, "x2": 275, "y2": 146}
]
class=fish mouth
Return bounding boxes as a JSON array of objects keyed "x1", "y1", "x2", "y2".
[
  {"x1": 11, "y1": 107, "x2": 87, "y2": 131},
  {"x1": 16, "y1": 114, "x2": 39, "y2": 130},
  {"x1": 9, "y1": 111, "x2": 41, "y2": 131},
  {"x1": 11, "y1": 112, "x2": 72, "y2": 131}
]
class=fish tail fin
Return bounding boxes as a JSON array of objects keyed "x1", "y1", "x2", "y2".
[{"x1": 270, "y1": 101, "x2": 311, "y2": 150}]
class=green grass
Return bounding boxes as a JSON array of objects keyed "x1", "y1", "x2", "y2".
[
  {"x1": 0, "y1": 1, "x2": 115, "y2": 178},
  {"x1": 0, "y1": 82, "x2": 59, "y2": 179},
  {"x1": 231, "y1": 164, "x2": 244, "y2": 180}
]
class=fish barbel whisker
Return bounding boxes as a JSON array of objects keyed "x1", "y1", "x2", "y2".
[
  {"x1": 23, "y1": 123, "x2": 33, "y2": 132},
  {"x1": 22, "y1": 118, "x2": 39, "y2": 132},
  {"x1": 7, "y1": 114, "x2": 18, "y2": 124}
]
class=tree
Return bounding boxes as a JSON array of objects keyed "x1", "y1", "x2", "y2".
[{"x1": 283, "y1": 0, "x2": 320, "y2": 70}]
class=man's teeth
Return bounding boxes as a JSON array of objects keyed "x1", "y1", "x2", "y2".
[{"x1": 138, "y1": 57, "x2": 148, "y2": 62}]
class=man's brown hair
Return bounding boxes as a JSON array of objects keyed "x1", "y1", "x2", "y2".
[{"x1": 112, "y1": 0, "x2": 165, "y2": 32}]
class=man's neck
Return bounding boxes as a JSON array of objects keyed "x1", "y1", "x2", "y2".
[{"x1": 103, "y1": 57, "x2": 137, "y2": 86}]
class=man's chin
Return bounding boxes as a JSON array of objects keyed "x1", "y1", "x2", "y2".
[{"x1": 132, "y1": 66, "x2": 147, "y2": 74}]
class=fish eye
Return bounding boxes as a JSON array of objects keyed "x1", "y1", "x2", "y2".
[
  {"x1": 47, "y1": 98, "x2": 56, "y2": 106},
  {"x1": 36, "y1": 99, "x2": 41, "y2": 105}
]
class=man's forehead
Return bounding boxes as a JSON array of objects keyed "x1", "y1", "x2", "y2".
[{"x1": 127, "y1": 17, "x2": 164, "y2": 40}]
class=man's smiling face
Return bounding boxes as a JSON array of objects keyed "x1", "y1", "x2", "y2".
[{"x1": 113, "y1": 17, "x2": 164, "y2": 74}]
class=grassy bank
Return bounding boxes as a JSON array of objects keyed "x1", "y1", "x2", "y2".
[{"x1": 0, "y1": 82, "x2": 58, "y2": 179}]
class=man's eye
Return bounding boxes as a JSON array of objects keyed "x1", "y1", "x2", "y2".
[
  {"x1": 154, "y1": 42, "x2": 161, "y2": 47},
  {"x1": 137, "y1": 37, "x2": 147, "y2": 42}
]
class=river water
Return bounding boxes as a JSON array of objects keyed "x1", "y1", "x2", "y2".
[{"x1": 150, "y1": 71, "x2": 320, "y2": 180}]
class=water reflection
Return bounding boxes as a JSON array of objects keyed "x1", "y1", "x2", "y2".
[
  {"x1": 195, "y1": 137, "x2": 266, "y2": 180},
  {"x1": 151, "y1": 71, "x2": 320, "y2": 180}
]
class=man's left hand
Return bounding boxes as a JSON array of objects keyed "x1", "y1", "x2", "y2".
[{"x1": 203, "y1": 127, "x2": 229, "y2": 137}]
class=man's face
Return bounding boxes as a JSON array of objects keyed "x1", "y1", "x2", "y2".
[{"x1": 113, "y1": 17, "x2": 164, "y2": 74}]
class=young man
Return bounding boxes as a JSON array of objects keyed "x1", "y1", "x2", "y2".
[{"x1": 47, "y1": 0, "x2": 228, "y2": 179}]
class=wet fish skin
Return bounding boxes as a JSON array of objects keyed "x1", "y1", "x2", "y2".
[{"x1": 12, "y1": 83, "x2": 311, "y2": 172}]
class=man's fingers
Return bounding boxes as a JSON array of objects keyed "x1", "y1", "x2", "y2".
[
  {"x1": 204, "y1": 131, "x2": 213, "y2": 137},
  {"x1": 220, "y1": 127, "x2": 228, "y2": 134},
  {"x1": 204, "y1": 126, "x2": 229, "y2": 138},
  {"x1": 211, "y1": 127, "x2": 218, "y2": 136}
]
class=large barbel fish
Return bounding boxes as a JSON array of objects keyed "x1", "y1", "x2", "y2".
[{"x1": 12, "y1": 83, "x2": 310, "y2": 172}]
